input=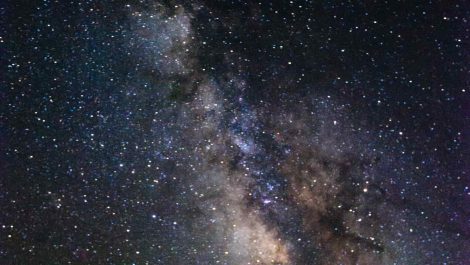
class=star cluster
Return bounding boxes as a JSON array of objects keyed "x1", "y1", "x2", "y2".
[{"x1": 1, "y1": 1, "x2": 469, "y2": 264}]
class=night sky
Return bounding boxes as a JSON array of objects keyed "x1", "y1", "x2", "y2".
[{"x1": 1, "y1": 1, "x2": 469, "y2": 264}]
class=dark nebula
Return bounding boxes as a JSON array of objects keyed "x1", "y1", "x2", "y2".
[{"x1": 1, "y1": 1, "x2": 469, "y2": 264}]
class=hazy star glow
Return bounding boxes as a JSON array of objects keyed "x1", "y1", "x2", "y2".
[{"x1": 2, "y1": 1, "x2": 468, "y2": 264}]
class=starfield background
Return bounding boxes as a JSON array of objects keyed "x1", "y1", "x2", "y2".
[{"x1": 1, "y1": 1, "x2": 469, "y2": 264}]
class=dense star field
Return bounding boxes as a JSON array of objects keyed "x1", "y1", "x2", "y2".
[{"x1": 1, "y1": 1, "x2": 469, "y2": 264}]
